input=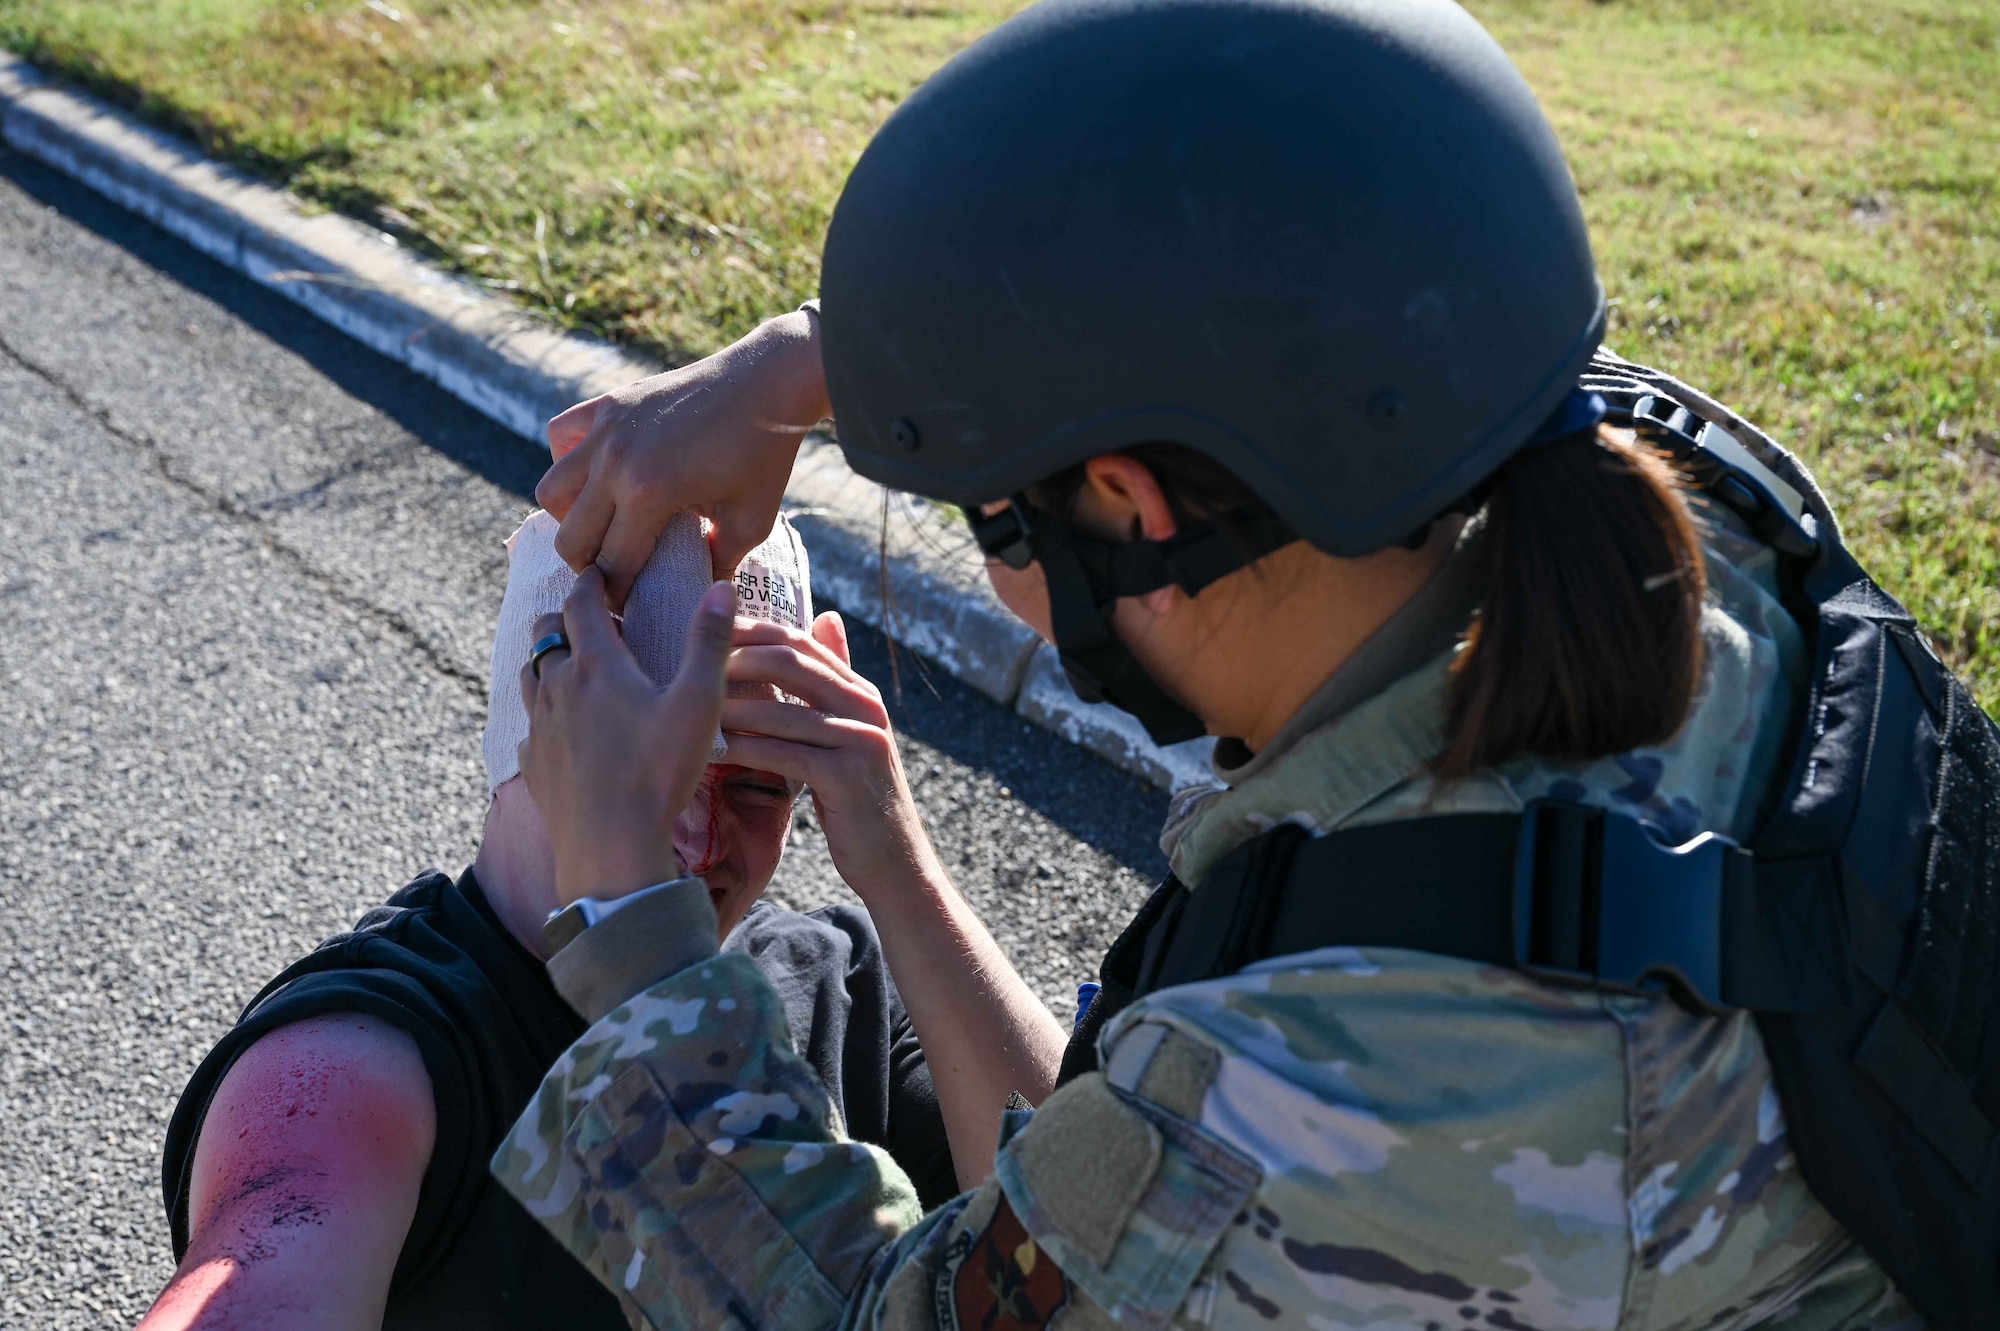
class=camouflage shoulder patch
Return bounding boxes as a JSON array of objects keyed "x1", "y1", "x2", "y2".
[
  {"x1": 996, "y1": 1070, "x2": 1261, "y2": 1331},
  {"x1": 1007, "y1": 1074, "x2": 1162, "y2": 1268},
  {"x1": 1104, "y1": 1022, "x2": 1221, "y2": 1121}
]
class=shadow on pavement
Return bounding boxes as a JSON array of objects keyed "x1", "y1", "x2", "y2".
[
  {"x1": 0, "y1": 149, "x2": 546, "y2": 503},
  {"x1": 843, "y1": 623, "x2": 1173, "y2": 880}
]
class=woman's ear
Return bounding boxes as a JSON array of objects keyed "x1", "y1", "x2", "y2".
[
  {"x1": 1081, "y1": 455, "x2": 1181, "y2": 614},
  {"x1": 1080, "y1": 454, "x2": 1179, "y2": 542}
]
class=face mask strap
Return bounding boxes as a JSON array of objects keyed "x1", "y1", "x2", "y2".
[{"x1": 963, "y1": 498, "x2": 1298, "y2": 746}]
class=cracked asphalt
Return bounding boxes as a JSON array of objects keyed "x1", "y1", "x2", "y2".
[{"x1": 0, "y1": 152, "x2": 1170, "y2": 1328}]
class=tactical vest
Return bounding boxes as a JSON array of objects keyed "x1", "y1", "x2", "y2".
[{"x1": 1062, "y1": 354, "x2": 2000, "y2": 1329}]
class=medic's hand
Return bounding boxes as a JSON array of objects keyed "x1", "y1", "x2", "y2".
[
  {"x1": 517, "y1": 568, "x2": 736, "y2": 907},
  {"x1": 719, "y1": 613, "x2": 948, "y2": 904},
  {"x1": 537, "y1": 311, "x2": 831, "y2": 608}
]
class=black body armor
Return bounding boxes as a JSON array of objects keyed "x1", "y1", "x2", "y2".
[{"x1": 1065, "y1": 355, "x2": 2000, "y2": 1329}]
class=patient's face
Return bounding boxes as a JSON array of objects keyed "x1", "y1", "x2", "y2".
[
  {"x1": 483, "y1": 768, "x2": 791, "y2": 942},
  {"x1": 701, "y1": 764, "x2": 796, "y2": 935}
]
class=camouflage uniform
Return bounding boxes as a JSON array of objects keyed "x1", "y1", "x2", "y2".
[{"x1": 494, "y1": 372, "x2": 1921, "y2": 1330}]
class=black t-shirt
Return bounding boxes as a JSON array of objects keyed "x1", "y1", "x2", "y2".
[{"x1": 163, "y1": 869, "x2": 955, "y2": 1330}]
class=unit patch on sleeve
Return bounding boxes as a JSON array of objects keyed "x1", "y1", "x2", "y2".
[{"x1": 946, "y1": 1195, "x2": 1071, "y2": 1331}]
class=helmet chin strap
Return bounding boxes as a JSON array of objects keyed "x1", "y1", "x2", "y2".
[{"x1": 965, "y1": 498, "x2": 1298, "y2": 747}]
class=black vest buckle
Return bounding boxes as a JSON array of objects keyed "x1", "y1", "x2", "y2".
[
  {"x1": 1512, "y1": 800, "x2": 1753, "y2": 1012},
  {"x1": 961, "y1": 501, "x2": 1036, "y2": 569},
  {"x1": 1627, "y1": 396, "x2": 1820, "y2": 560}
]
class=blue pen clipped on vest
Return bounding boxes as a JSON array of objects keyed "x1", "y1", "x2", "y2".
[{"x1": 1074, "y1": 981, "x2": 1100, "y2": 1032}]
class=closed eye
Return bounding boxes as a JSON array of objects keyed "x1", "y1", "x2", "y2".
[{"x1": 725, "y1": 777, "x2": 792, "y2": 804}]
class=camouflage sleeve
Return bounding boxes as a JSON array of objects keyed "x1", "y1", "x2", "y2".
[
  {"x1": 491, "y1": 947, "x2": 1225, "y2": 1331},
  {"x1": 495, "y1": 939, "x2": 1921, "y2": 1331},
  {"x1": 491, "y1": 949, "x2": 926, "y2": 1328}
]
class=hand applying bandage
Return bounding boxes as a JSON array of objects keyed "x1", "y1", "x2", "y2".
[
  {"x1": 508, "y1": 499, "x2": 1067, "y2": 1189},
  {"x1": 516, "y1": 569, "x2": 732, "y2": 905},
  {"x1": 485, "y1": 507, "x2": 813, "y2": 906}
]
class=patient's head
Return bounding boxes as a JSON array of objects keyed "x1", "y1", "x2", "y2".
[{"x1": 479, "y1": 510, "x2": 812, "y2": 938}]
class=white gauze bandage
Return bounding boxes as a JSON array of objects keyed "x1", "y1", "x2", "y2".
[{"x1": 482, "y1": 509, "x2": 812, "y2": 873}]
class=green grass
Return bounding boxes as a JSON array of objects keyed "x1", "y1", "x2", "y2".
[
  {"x1": 0, "y1": 0, "x2": 1018, "y2": 357},
  {"x1": 1483, "y1": 0, "x2": 2000, "y2": 710},
  {"x1": 2, "y1": 0, "x2": 1995, "y2": 705}
]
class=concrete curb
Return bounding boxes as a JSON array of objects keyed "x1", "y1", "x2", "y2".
[{"x1": 0, "y1": 53, "x2": 1215, "y2": 792}]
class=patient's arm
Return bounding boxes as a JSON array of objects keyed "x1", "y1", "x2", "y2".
[{"x1": 139, "y1": 1015, "x2": 435, "y2": 1331}]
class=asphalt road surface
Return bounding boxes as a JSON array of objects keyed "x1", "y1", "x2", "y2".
[{"x1": 0, "y1": 151, "x2": 1171, "y2": 1329}]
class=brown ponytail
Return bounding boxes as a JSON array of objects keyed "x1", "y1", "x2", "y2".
[{"x1": 1432, "y1": 425, "x2": 1708, "y2": 781}]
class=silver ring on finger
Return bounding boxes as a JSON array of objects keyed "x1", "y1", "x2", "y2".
[{"x1": 529, "y1": 631, "x2": 571, "y2": 679}]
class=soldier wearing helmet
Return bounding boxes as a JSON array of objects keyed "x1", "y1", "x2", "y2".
[{"x1": 490, "y1": 0, "x2": 1934, "y2": 1325}]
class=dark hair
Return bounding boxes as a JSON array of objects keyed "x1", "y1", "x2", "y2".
[
  {"x1": 1433, "y1": 425, "x2": 1707, "y2": 778},
  {"x1": 1030, "y1": 429, "x2": 1708, "y2": 776}
]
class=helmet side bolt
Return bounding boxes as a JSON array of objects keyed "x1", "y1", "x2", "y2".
[
  {"x1": 1367, "y1": 391, "x2": 1408, "y2": 431},
  {"x1": 892, "y1": 417, "x2": 922, "y2": 452}
]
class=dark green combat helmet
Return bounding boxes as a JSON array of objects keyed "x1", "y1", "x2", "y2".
[
  {"x1": 820, "y1": 0, "x2": 1607, "y2": 741},
  {"x1": 823, "y1": 0, "x2": 1604, "y2": 551}
]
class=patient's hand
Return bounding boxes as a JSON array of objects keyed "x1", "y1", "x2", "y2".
[
  {"x1": 721, "y1": 611, "x2": 1067, "y2": 1182},
  {"x1": 516, "y1": 568, "x2": 736, "y2": 905}
]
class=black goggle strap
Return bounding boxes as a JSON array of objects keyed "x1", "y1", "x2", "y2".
[
  {"x1": 963, "y1": 502, "x2": 1299, "y2": 598},
  {"x1": 963, "y1": 501, "x2": 1037, "y2": 570},
  {"x1": 962, "y1": 496, "x2": 1295, "y2": 746},
  {"x1": 1077, "y1": 512, "x2": 1299, "y2": 599}
]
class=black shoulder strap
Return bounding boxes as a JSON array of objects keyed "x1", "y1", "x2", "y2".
[
  {"x1": 1057, "y1": 801, "x2": 1858, "y2": 1085},
  {"x1": 1180, "y1": 805, "x2": 1846, "y2": 1007}
]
